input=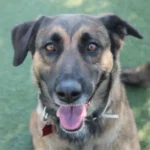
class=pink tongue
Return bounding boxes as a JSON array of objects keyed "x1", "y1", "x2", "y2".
[{"x1": 57, "y1": 104, "x2": 86, "y2": 130}]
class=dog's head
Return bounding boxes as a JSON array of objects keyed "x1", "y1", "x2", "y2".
[{"x1": 12, "y1": 13, "x2": 142, "y2": 142}]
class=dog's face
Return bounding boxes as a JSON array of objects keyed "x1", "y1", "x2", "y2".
[{"x1": 12, "y1": 13, "x2": 142, "y2": 142}]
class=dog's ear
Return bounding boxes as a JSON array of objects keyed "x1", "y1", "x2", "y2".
[
  {"x1": 11, "y1": 16, "x2": 45, "y2": 66},
  {"x1": 99, "y1": 13, "x2": 143, "y2": 55}
]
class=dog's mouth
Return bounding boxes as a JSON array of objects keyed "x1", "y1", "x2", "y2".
[{"x1": 56, "y1": 102, "x2": 91, "y2": 132}]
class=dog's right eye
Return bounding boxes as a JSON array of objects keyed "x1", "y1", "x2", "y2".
[
  {"x1": 88, "y1": 43, "x2": 97, "y2": 52},
  {"x1": 45, "y1": 44, "x2": 55, "y2": 52}
]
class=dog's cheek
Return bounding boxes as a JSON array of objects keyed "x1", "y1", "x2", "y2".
[
  {"x1": 99, "y1": 49, "x2": 113, "y2": 73},
  {"x1": 32, "y1": 51, "x2": 51, "y2": 87}
]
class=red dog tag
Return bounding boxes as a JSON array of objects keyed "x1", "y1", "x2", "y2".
[{"x1": 42, "y1": 124, "x2": 53, "y2": 136}]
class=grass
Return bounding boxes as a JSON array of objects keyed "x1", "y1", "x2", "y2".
[{"x1": 0, "y1": 0, "x2": 150, "y2": 149}]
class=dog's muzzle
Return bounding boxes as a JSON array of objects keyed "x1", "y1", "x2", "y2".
[{"x1": 42, "y1": 95, "x2": 119, "y2": 134}]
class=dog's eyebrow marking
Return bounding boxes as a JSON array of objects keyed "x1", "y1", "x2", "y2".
[
  {"x1": 50, "y1": 26, "x2": 70, "y2": 43},
  {"x1": 72, "y1": 26, "x2": 96, "y2": 43},
  {"x1": 36, "y1": 25, "x2": 70, "y2": 46}
]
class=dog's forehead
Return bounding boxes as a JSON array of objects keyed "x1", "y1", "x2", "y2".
[
  {"x1": 38, "y1": 14, "x2": 106, "y2": 39},
  {"x1": 52, "y1": 14, "x2": 95, "y2": 28}
]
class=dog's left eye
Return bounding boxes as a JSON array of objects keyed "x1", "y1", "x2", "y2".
[
  {"x1": 88, "y1": 43, "x2": 97, "y2": 52},
  {"x1": 45, "y1": 44, "x2": 55, "y2": 52}
]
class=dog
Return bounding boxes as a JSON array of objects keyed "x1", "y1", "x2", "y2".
[{"x1": 11, "y1": 13, "x2": 143, "y2": 150}]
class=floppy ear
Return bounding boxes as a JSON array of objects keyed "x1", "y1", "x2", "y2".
[
  {"x1": 99, "y1": 13, "x2": 143, "y2": 56},
  {"x1": 11, "y1": 16, "x2": 45, "y2": 66}
]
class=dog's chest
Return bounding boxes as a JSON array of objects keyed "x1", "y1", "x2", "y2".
[
  {"x1": 44, "y1": 135, "x2": 115, "y2": 150},
  {"x1": 44, "y1": 134, "x2": 94, "y2": 150}
]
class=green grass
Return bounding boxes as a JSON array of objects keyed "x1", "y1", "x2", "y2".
[{"x1": 0, "y1": 0, "x2": 150, "y2": 149}]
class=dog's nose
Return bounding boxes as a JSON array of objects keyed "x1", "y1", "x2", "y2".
[{"x1": 55, "y1": 80, "x2": 82, "y2": 103}]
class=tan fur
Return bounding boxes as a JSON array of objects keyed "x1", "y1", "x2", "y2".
[
  {"x1": 32, "y1": 51, "x2": 50, "y2": 87},
  {"x1": 100, "y1": 49, "x2": 113, "y2": 73}
]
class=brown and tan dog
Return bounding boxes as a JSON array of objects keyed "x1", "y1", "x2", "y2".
[{"x1": 11, "y1": 13, "x2": 143, "y2": 150}]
